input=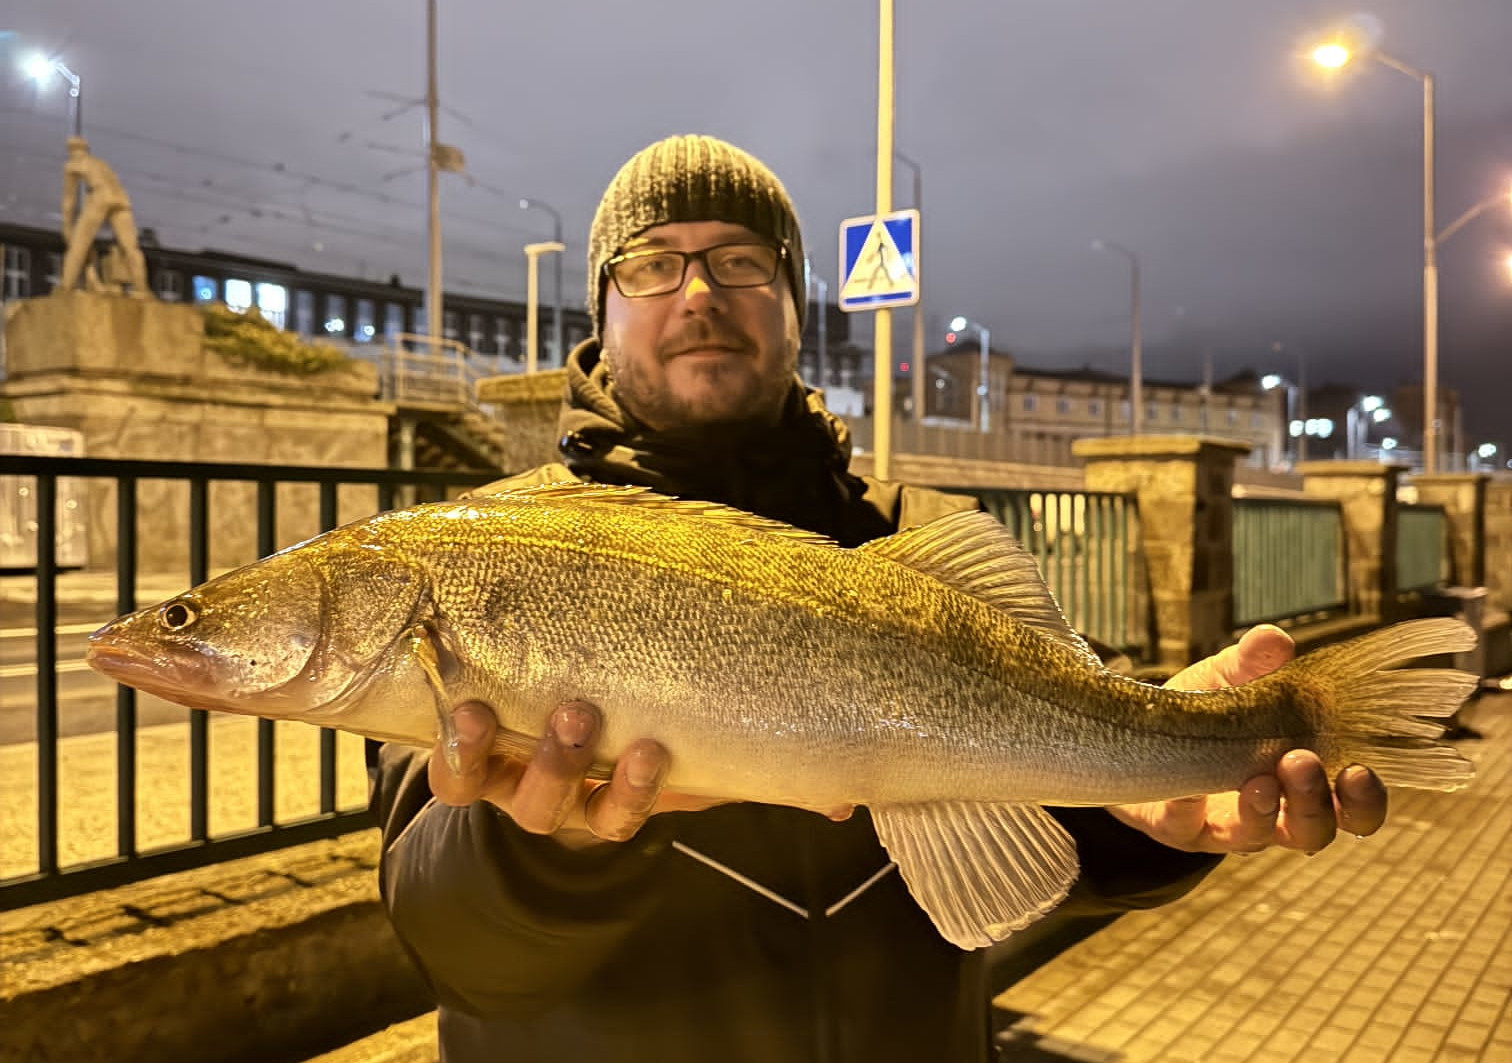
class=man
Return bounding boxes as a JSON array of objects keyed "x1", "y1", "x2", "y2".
[
  {"x1": 59, "y1": 137, "x2": 151, "y2": 296},
  {"x1": 370, "y1": 135, "x2": 1387, "y2": 1062}
]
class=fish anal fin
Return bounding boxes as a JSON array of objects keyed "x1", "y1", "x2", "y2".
[
  {"x1": 487, "y1": 482, "x2": 838, "y2": 548},
  {"x1": 871, "y1": 801, "x2": 1079, "y2": 950},
  {"x1": 859, "y1": 510, "x2": 1100, "y2": 666}
]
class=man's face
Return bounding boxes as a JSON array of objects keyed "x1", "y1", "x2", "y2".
[{"x1": 601, "y1": 220, "x2": 800, "y2": 433}]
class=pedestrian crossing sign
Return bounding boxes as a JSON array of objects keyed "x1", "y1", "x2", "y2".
[{"x1": 837, "y1": 209, "x2": 919, "y2": 312}]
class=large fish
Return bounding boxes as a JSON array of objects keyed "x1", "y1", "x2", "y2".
[{"x1": 86, "y1": 484, "x2": 1477, "y2": 949}]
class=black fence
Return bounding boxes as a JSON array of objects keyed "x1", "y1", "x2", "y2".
[{"x1": 0, "y1": 454, "x2": 494, "y2": 910}]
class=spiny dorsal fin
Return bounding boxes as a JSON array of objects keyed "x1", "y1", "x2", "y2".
[
  {"x1": 871, "y1": 801, "x2": 1079, "y2": 950},
  {"x1": 859, "y1": 509, "x2": 1100, "y2": 666},
  {"x1": 486, "y1": 481, "x2": 839, "y2": 548}
]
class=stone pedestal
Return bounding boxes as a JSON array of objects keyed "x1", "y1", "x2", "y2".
[
  {"x1": 1073, "y1": 435, "x2": 1251, "y2": 670},
  {"x1": 2, "y1": 292, "x2": 392, "y2": 574},
  {"x1": 1297, "y1": 461, "x2": 1406, "y2": 622},
  {"x1": 476, "y1": 369, "x2": 567, "y2": 472}
]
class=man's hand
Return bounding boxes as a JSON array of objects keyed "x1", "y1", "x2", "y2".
[
  {"x1": 427, "y1": 700, "x2": 723, "y2": 844},
  {"x1": 1108, "y1": 624, "x2": 1389, "y2": 854}
]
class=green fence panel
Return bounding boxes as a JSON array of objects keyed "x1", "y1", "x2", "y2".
[
  {"x1": 969, "y1": 488, "x2": 1143, "y2": 657},
  {"x1": 1232, "y1": 498, "x2": 1346, "y2": 627},
  {"x1": 1397, "y1": 504, "x2": 1448, "y2": 593}
]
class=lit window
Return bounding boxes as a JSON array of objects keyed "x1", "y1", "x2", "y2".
[
  {"x1": 1146, "y1": 404, "x2": 1158, "y2": 422},
  {"x1": 354, "y1": 299, "x2": 376, "y2": 343},
  {"x1": 192, "y1": 275, "x2": 217, "y2": 304},
  {"x1": 224, "y1": 278, "x2": 253, "y2": 312},
  {"x1": 1022, "y1": 395, "x2": 1037, "y2": 413},
  {"x1": 45, "y1": 252, "x2": 61, "y2": 290},
  {"x1": 443, "y1": 311, "x2": 459, "y2": 340},
  {"x1": 256, "y1": 283, "x2": 288, "y2": 329},
  {"x1": 469, "y1": 314, "x2": 486, "y2": 353},
  {"x1": 495, "y1": 317, "x2": 512, "y2": 358},
  {"x1": 1088, "y1": 400, "x2": 1103, "y2": 417},
  {"x1": 385, "y1": 303, "x2": 405, "y2": 343},
  {"x1": 413, "y1": 306, "x2": 427, "y2": 337},
  {"x1": 1056, "y1": 398, "x2": 1073, "y2": 415}
]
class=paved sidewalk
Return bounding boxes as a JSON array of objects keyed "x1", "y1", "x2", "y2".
[{"x1": 995, "y1": 690, "x2": 1512, "y2": 1063}]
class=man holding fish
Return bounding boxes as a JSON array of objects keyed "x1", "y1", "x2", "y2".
[{"x1": 92, "y1": 135, "x2": 1472, "y2": 1062}]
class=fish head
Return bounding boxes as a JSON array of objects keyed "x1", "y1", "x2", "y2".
[{"x1": 87, "y1": 540, "x2": 429, "y2": 719}]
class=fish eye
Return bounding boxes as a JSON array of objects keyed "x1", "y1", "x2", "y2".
[{"x1": 158, "y1": 599, "x2": 199, "y2": 631}]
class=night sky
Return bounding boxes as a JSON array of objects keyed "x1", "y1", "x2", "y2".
[{"x1": 3, "y1": 1, "x2": 1510, "y2": 449}]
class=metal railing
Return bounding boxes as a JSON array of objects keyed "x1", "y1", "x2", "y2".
[
  {"x1": 968, "y1": 488, "x2": 1146, "y2": 657},
  {"x1": 0, "y1": 454, "x2": 493, "y2": 909},
  {"x1": 347, "y1": 332, "x2": 507, "y2": 410},
  {"x1": 1232, "y1": 497, "x2": 1347, "y2": 627},
  {"x1": 1397, "y1": 503, "x2": 1449, "y2": 593}
]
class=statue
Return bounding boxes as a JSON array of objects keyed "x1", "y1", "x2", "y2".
[{"x1": 59, "y1": 137, "x2": 152, "y2": 298}]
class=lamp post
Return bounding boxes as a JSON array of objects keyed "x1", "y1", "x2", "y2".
[
  {"x1": 519, "y1": 198, "x2": 565, "y2": 366},
  {"x1": 24, "y1": 54, "x2": 81, "y2": 136},
  {"x1": 524, "y1": 241, "x2": 565, "y2": 374},
  {"x1": 894, "y1": 150, "x2": 924, "y2": 421},
  {"x1": 1312, "y1": 39, "x2": 1440, "y2": 471},
  {"x1": 1091, "y1": 239, "x2": 1142, "y2": 435},
  {"x1": 949, "y1": 315, "x2": 991, "y2": 432}
]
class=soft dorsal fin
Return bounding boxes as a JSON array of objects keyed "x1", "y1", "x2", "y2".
[
  {"x1": 488, "y1": 481, "x2": 839, "y2": 548},
  {"x1": 859, "y1": 509, "x2": 1100, "y2": 666}
]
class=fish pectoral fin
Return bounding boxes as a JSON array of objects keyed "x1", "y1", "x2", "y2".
[
  {"x1": 410, "y1": 622, "x2": 464, "y2": 775},
  {"x1": 871, "y1": 801, "x2": 1079, "y2": 950}
]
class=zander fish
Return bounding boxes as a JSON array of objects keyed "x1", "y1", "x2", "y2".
[{"x1": 86, "y1": 483, "x2": 1477, "y2": 949}]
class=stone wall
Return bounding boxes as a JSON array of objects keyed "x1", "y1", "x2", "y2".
[{"x1": 2, "y1": 292, "x2": 393, "y2": 574}]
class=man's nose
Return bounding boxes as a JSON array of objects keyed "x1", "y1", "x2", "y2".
[{"x1": 681, "y1": 266, "x2": 726, "y2": 309}]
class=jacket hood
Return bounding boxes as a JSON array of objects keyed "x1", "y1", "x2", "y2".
[{"x1": 553, "y1": 339, "x2": 864, "y2": 534}]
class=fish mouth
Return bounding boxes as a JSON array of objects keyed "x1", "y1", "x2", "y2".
[{"x1": 85, "y1": 638, "x2": 232, "y2": 712}]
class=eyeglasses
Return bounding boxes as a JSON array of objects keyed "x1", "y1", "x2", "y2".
[{"x1": 604, "y1": 242, "x2": 786, "y2": 298}]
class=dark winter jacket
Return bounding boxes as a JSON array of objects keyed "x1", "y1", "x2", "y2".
[{"x1": 369, "y1": 339, "x2": 1222, "y2": 1063}]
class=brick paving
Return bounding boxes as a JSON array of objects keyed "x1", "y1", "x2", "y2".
[{"x1": 995, "y1": 690, "x2": 1512, "y2": 1063}]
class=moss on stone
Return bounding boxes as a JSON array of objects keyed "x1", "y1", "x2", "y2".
[{"x1": 201, "y1": 305, "x2": 355, "y2": 376}]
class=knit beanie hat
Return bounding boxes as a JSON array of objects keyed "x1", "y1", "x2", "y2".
[{"x1": 587, "y1": 134, "x2": 807, "y2": 335}]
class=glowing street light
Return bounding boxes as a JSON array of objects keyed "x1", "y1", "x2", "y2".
[
  {"x1": 1307, "y1": 31, "x2": 1512, "y2": 472},
  {"x1": 947, "y1": 315, "x2": 991, "y2": 432},
  {"x1": 23, "y1": 53, "x2": 82, "y2": 136}
]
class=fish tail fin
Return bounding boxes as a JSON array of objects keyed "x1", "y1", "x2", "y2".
[{"x1": 1290, "y1": 617, "x2": 1478, "y2": 791}]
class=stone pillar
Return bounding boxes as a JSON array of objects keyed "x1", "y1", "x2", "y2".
[
  {"x1": 1487, "y1": 479, "x2": 1512, "y2": 612},
  {"x1": 475, "y1": 369, "x2": 567, "y2": 471},
  {"x1": 1297, "y1": 461, "x2": 1405, "y2": 621},
  {"x1": 1073, "y1": 435, "x2": 1251, "y2": 670},
  {"x1": 1411, "y1": 473, "x2": 1489, "y2": 589}
]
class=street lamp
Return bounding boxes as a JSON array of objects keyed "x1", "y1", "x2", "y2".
[
  {"x1": 1310, "y1": 33, "x2": 1444, "y2": 471},
  {"x1": 519, "y1": 198, "x2": 565, "y2": 367},
  {"x1": 523, "y1": 241, "x2": 565, "y2": 374},
  {"x1": 1346, "y1": 395, "x2": 1391, "y2": 459},
  {"x1": 24, "y1": 54, "x2": 82, "y2": 136},
  {"x1": 1091, "y1": 239, "x2": 1142, "y2": 435},
  {"x1": 894, "y1": 150, "x2": 925, "y2": 421},
  {"x1": 948, "y1": 315, "x2": 991, "y2": 432}
]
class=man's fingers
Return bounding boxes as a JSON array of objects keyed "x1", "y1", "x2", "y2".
[
  {"x1": 1274, "y1": 750, "x2": 1338, "y2": 852},
  {"x1": 1225, "y1": 775, "x2": 1282, "y2": 852},
  {"x1": 1227, "y1": 625, "x2": 1295, "y2": 686},
  {"x1": 428, "y1": 702, "x2": 499, "y2": 806},
  {"x1": 510, "y1": 701, "x2": 602, "y2": 834},
  {"x1": 1335, "y1": 764, "x2": 1388, "y2": 838},
  {"x1": 584, "y1": 739, "x2": 669, "y2": 842}
]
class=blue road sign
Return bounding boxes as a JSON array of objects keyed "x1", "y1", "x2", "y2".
[{"x1": 838, "y1": 208, "x2": 919, "y2": 312}]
